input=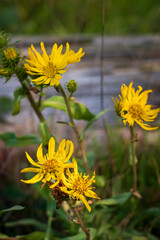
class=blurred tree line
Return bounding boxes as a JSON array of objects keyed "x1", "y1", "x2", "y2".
[{"x1": 0, "y1": 0, "x2": 160, "y2": 35}]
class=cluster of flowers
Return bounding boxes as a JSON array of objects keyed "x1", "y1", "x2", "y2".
[
  {"x1": 112, "y1": 82, "x2": 160, "y2": 130},
  {"x1": 21, "y1": 137, "x2": 100, "y2": 212}
]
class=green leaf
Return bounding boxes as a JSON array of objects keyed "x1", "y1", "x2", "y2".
[
  {"x1": 0, "y1": 96, "x2": 13, "y2": 114},
  {"x1": 41, "y1": 96, "x2": 95, "y2": 121},
  {"x1": 12, "y1": 87, "x2": 27, "y2": 115},
  {"x1": 5, "y1": 218, "x2": 47, "y2": 231},
  {"x1": 0, "y1": 205, "x2": 25, "y2": 215},
  {"x1": 16, "y1": 231, "x2": 46, "y2": 240},
  {"x1": 94, "y1": 175, "x2": 106, "y2": 188},
  {"x1": 39, "y1": 122, "x2": 52, "y2": 146},
  {"x1": 96, "y1": 192, "x2": 131, "y2": 207},
  {"x1": 0, "y1": 132, "x2": 42, "y2": 147},
  {"x1": 61, "y1": 228, "x2": 96, "y2": 240},
  {"x1": 0, "y1": 233, "x2": 9, "y2": 238},
  {"x1": 81, "y1": 108, "x2": 109, "y2": 140}
]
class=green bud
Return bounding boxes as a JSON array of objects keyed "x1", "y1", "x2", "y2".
[
  {"x1": 15, "y1": 64, "x2": 28, "y2": 82},
  {"x1": 65, "y1": 79, "x2": 78, "y2": 94},
  {"x1": 0, "y1": 32, "x2": 10, "y2": 48},
  {"x1": 1, "y1": 47, "x2": 20, "y2": 69}
]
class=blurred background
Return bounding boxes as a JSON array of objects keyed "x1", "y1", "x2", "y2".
[
  {"x1": 1, "y1": 0, "x2": 160, "y2": 35},
  {"x1": 1, "y1": 1, "x2": 160, "y2": 239}
]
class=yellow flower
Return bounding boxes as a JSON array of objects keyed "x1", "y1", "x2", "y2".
[
  {"x1": 60, "y1": 159, "x2": 100, "y2": 212},
  {"x1": 4, "y1": 48, "x2": 17, "y2": 60},
  {"x1": 113, "y1": 82, "x2": 160, "y2": 130},
  {"x1": 112, "y1": 97, "x2": 123, "y2": 117},
  {"x1": 25, "y1": 42, "x2": 68, "y2": 86},
  {"x1": 0, "y1": 68, "x2": 9, "y2": 75},
  {"x1": 21, "y1": 137, "x2": 74, "y2": 187},
  {"x1": 65, "y1": 42, "x2": 85, "y2": 64}
]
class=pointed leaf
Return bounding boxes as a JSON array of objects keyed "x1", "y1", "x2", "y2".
[
  {"x1": 0, "y1": 132, "x2": 42, "y2": 147},
  {"x1": 41, "y1": 96, "x2": 94, "y2": 121},
  {"x1": 0, "y1": 205, "x2": 25, "y2": 215},
  {"x1": 16, "y1": 231, "x2": 46, "y2": 240}
]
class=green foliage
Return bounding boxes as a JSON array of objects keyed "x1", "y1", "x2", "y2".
[
  {"x1": 61, "y1": 228, "x2": 96, "y2": 240},
  {"x1": 12, "y1": 87, "x2": 27, "y2": 115},
  {"x1": 17, "y1": 231, "x2": 46, "y2": 240},
  {"x1": 41, "y1": 96, "x2": 95, "y2": 121},
  {"x1": 0, "y1": 96, "x2": 13, "y2": 114},
  {"x1": 0, "y1": 132, "x2": 42, "y2": 147},
  {"x1": 1, "y1": 0, "x2": 160, "y2": 35},
  {"x1": 0, "y1": 205, "x2": 25, "y2": 215},
  {"x1": 39, "y1": 121, "x2": 52, "y2": 146}
]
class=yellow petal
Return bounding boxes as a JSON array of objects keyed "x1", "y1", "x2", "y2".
[
  {"x1": 21, "y1": 168, "x2": 40, "y2": 173},
  {"x1": 40, "y1": 42, "x2": 49, "y2": 62},
  {"x1": 48, "y1": 137, "x2": 55, "y2": 159},
  {"x1": 36, "y1": 143, "x2": 44, "y2": 164},
  {"x1": 21, "y1": 173, "x2": 43, "y2": 184},
  {"x1": 64, "y1": 140, "x2": 74, "y2": 162},
  {"x1": 80, "y1": 195, "x2": 91, "y2": 212},
  {"x1": 25, "y1": 152, "x2": 40, "y2": 167},
  {"x1": 49, "y1": 180, "x2": 59, "y2": 189}
]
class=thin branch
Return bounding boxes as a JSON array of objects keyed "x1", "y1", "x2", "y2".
[
  {"x1": 68, "y1": 200, "x2": 91, "y2": 240},
  {"x1": 58, "y1": 84, "x2": 89, "y2": 175}
]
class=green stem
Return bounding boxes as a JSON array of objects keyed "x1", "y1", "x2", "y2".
[
  {"x1": 45, "y1": 215, "x2": 52, "y2": 240},
  {"x1": 19, "y1": 80, "x2": 45, "y2": 122},
  {"x1": 130, "y1": 126, "x2": 137, "y2": 192},
  {"x1": 68, "y1": 200, "x2": 91, "y2": 240},
  {"x1": 45, "y1": 201, "x2": 54, "y2": 240},
  {"x1": 59, "y1": 84, "x2": 89, "y2": 175}
]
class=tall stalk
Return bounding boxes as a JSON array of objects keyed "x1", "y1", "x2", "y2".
[
  {"x1": 100, "y1": 0, "x2": 116, "y2": 176},
  {"x1": 58, "y1": 84, "x2": 89, "y2": 175},
  {"x1": 130, "y1": 126, "x2": 137, "y2": 192},
  {"x1": 68, "y1": 200, "x2": 91, "y2": 240}
]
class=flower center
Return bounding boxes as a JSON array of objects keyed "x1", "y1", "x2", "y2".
[
  {"x1": 4, "y1": 48, "x2": 17, "y2": 59},
  {"x1": 41, "y1": 159, "x2": 60, "y2": 174},
  {"x1": 43, "y1": 62, "x2": 57, "y2": 78},
  {"x1": 73, "y1": 176, "x2": 87, "y2": 194},
  {"x1": 128, "y1": 104, "x2": 144, "y2": 119}
]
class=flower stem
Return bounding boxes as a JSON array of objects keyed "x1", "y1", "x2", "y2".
[
  {"x1": 130, "y1": 126, "x2": 137, "y2": 192},
  {"x1": 68, "y1": 201, "x2": 91, "y2": 240},
  {"x1": 59, "y1": 84, "x2": 89, "y2": 175},
  {"x1": 18, "y1": 79, "x2": 45, "y2": 122}
]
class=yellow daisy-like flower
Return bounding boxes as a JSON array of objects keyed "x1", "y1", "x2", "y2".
[
  {"x1": 65, "y1": 42, "x2": 85, "y2": 64},
  {"x1": 21, "y1": 137, "x2": 74, "y2": 187},
  {"x1": 25, "y1": 42, "x2": 68, "y2": 86},
  {"x1": 60, "y1": 159, "x2": 100, "y2": 212},
  {"x1": 113, "y1": 82, "x2": 160, "y2": 130},
  {"x1": 4, "y1": 48, "x2": 17, "y2": 60}
]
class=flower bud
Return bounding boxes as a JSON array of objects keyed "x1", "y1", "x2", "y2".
[
  {"x1": 0, "y1": 32, "x2": 10, "y2": 48},
  {"x1": 65, "y1": 79, "x2": 78, "y2": 94},
  {"x1": 2, "y1": 47, "x2": 20, "y2": 69}
]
